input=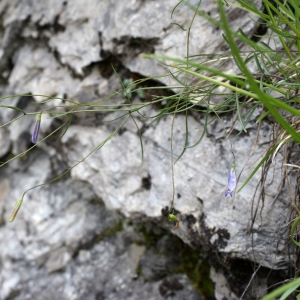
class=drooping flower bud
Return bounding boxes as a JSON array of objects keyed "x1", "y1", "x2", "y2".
[
  {"x1": 9, "y1": 198, "x2": 23, "y2": 222},
  {"x1": 168, "y1": 212, "x2": 180, "y2": 231},
  {"x1": 168, "y1": 213, "x2": 178, "y2": 222},
  {"x1": 31, "y1": 114, "x2": 41, "y2": 144},
  {"x1": 225, "y1": 162, "x2": 236, "y2": 197}
]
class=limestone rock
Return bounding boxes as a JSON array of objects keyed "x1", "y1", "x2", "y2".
[
  {"x1": 0, "y1": 148, "x2": 205, "y2": 299},
  {"x1": 0, "y1": 0, "x2": 291, "y2": 299}
]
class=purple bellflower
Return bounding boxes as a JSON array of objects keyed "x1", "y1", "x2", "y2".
[
  {"x1": 225, "y1": 162, "x2": 236, "y2": 197},
  {"x1": 32, "y1": 114, "x2": 41, "y2": 144}
]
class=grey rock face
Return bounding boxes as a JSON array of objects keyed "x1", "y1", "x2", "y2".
[
  {"x1": 0, "y1": 148, "x2": 205, "y2": 300},
  {"x1": 0, "y1": 0, "x2": 292, "y2": 299},
  {"x1": 60, "y1": 110, "x2": 288, "y2": 272}
]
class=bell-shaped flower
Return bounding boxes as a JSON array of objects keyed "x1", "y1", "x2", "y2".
[
  {"x1": 32, "y1": 114, "x2": 41, "y2": 144},
  {"x1": 225, "y1": 163, "x2": 236, "y2": 197}
]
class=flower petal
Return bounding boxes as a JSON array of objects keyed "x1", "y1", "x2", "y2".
[
  {"x1": 32, "y1": 115, "x2": 41, "y2": 144},
  {"x1": 225, "y1": 163, "x2": 236, "y2": 197}
]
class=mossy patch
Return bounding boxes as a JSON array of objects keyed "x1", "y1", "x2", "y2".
[
  {"x1": 101, "y1": 219, "x2": 123, "y2": 236},
  {"x1": 136, "y1": 223, "x2": 165, "y2": 248},
  {"x1": 136, "y1": 222, "x2": 214, "y2": 298},
  {"x1": 93, "y1": 219, "x2": 214, "y2": 297},
  {"x1": 95, "y1": 219, "x2": 124, "y2": 243},
  {"x1": 173, "y1": 242, "x2": 214, "y2": 297}
]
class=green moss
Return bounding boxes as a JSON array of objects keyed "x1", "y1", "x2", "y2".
[
  {"x1": 136, "y1": 264, "x2": 143, "y2": 277},
  {"x1": 95, "y1": 219, "x2": 123, "y2": 243},
  {"x1": 173, "y1": 243, "x2": 214, "y2": 297},
  {"x1": 103, "y1": 219, "x2": 123, "y2": 236},
  {"x1": 137, "y1": 222, "x2": 214, "y2": 297},
  {"x1": 88, "y1": 198, "x2": 104, "y2": 206},
  {"x1": 94, "y1": 219, "x2": 214, "y2": 297},
  {"x1": 136, "y1": 224, "x2": 165, "y2": 247}
]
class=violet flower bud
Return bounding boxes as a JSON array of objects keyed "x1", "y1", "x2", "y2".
[
  {"x1": 31, "y1": 114, "x2": 41, "y2": 144},
  {"x1": 225, "y1": 163, "x2": 236, "y2": 197}
]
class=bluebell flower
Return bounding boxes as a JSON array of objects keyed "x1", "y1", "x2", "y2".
[
  {"x1": 225, "y1": 163, "x2": 236, "y2": 197},
  {"x1": 31, "y1": 114, "x2": 41, "y2": 144}
]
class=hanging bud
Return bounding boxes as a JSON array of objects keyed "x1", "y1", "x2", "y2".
[
  {"x1": 225, "y1": 162, "x2": 237, "y2": 197},
  {"x1": 9, "y1": 198, "x2": 23, "y2": 222},
  {"x1": 31, "y1": 114, "x2": 41, "y2": 144},
  {"x1": 168, "y1": 212, "x2": 180, "y2": 231}
]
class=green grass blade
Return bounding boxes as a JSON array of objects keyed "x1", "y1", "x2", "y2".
[
  {"x1": 291, "y1": 216, "x2": 300, "y2": 247},
  {"x1": 237, "y1": 141, "x2": 277, "y2": 193},
  {"x1": 235, "y1": 92, "x2": 247, "y2": 133},
  {"x1": 261, "y1": 278, "x2": 300, "y2": 300},
  {"x1": 217, "y1": 0, "x2": 300, "y2": 145}
]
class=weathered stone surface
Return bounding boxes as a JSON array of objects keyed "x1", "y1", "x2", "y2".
[
  {"x1": 1, "y1": 0, "x2": 263, "y2": 86},
  {"x1": 0, "y1": 148, "x2": 205, "y2": 300},
  {"x1": 0, "y1": 0, "x2": 292, "y2": 299},
  {"x1": 59, "y1": 104, "x2": 289, "y2": 272}
]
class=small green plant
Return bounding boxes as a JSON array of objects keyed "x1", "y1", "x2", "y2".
[{"x1": 122, "y1": 78, "x2": 145, "y2": 100}]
